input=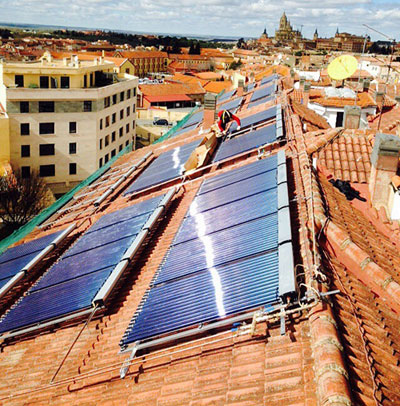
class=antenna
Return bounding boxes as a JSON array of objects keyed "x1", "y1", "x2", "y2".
[{"x1": 362, "y1": 24, "x2": 396, "y2": 131}]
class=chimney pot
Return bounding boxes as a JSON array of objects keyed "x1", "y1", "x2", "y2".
[
  {"x1": 344, "y1": 105, "x2": 361, "y2": 129},
  {"x1": 369, "y1": 132, "x2": 400, "y2": 212},
  {"x1": 203, "y1": 93, "x2": 217, "y2": 128}
]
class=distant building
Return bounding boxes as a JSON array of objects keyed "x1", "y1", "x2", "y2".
[
  {"x1": 0, "y1": 52, "x2": 138, "y2": 196},
  {"x1": 275, "y1": 12, "x2": 302, "y2": 43}
]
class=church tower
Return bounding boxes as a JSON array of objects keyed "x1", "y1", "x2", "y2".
[{"x1": 313, "y1": 29, "x2": 318, "y2": 41}]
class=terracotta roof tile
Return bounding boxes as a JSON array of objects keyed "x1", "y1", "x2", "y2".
[
  {"x1": 291, "y1": 100, "x2": 331, "y2": 130},
  {"x1": 139, "y1": 82, "x2": 205, "y2": 96}
]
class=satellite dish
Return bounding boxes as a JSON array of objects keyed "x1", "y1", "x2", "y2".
[{"x1": 327, "y1": 55, "x2": 358, "y2": 81}]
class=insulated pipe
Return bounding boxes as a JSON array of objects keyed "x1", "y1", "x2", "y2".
[
  {"x1": 0, "y1": 223, "x2": 77, "y2": 300},
  {"x1": 120, "y1": 308, "x2": 271, "y2": 355},
  {"x1": 92, "y1": 187, "x2": 177, "y2": 307},
  {"x1": 93, "y1": 152, "x2": 153, "y2": 207}
]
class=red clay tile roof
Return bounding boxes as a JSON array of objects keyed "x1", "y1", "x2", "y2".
[
  {"x1": 305, "y1": 129, "x2": 373, "y2": 183},
  {"x1": 310, "y1": 91, "x2": 377, "y2": 108},
  {"x1": 368, "y1": 105, "x2": 400, "y2": 134},
  {"x1": 291, "y1": 100, "x2": 331, "y2": 130},
  {"x1": 144, "y1": 94, "x2": 192, "y2": 102},
  {"x1": 139, "y1": 82, "x2": 205, "y2": 96}
]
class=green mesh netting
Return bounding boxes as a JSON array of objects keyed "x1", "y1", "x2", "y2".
[
  {"x1": 0, "y1": 143, "x2": 133, "y2": 254},
  {"x1": 153, "y1": 105, "x2": 199, "y2": 144}
]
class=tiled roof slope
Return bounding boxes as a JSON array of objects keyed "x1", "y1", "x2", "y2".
[
  {"x1": 305, "y1": 129, "x2": 374, "y2": 183},
  {"x1": 317, "y1": 176, "x2": 400, "y2": 405},
  {"x1": 290, "y1": 100, "x2": 331, "y2": 131}
]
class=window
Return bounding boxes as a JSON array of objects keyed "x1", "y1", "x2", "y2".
[
  {"x1": 50, "y1": 77, "x2": 57, "y2": 88},
  {"x1": 104, "y1": 153, "x2": 109, "y2": 163},
  {"x1": 21, "y1": 145, "x2": 30, "y2": 157},
  {"x1": 120, "y1": 91, "x2": 125, "y2": 102},
  {"x1": 40, "y1": 164, "x2": 55, "y2": 177},
  {"x1": 127, "y1": 89, "x2": 131, "y2": 98},
  {"x1": 133, "y1": 87, "x2": 137, "y2": 97},
  {"x1": 111, "y1": 149, "x2": 116, "y2": 158},
  {"x1": 104, "y1": 96, "x2": 110, "y2": 108},
  {"x1": 39, "y1": 144, "x2": 55, "y2": 156},
  {"x1": 126, "y1": 68, "x2": 130, "y2": 75},
  {"x1": 119, "y1": 144, "x2": 123, "y2": 152},
  {"x1": 126, "y1": 123, "x2": 129, "y2": 133},
  {"x1": 112, "y1": 131, "x2": 116, "y2": 142},
  {"x1": 125, "y1": 140, "x2": 129, "y2": 147},
  {"x1": 99, "y1": 139, "x2": 103, "y2": 150},
  {"x1": 21, "y1": 166, "x2": 30, "y2": 178},
  {"x1": 20, "y1": 123, "x2": 30, "y2": 136},
  {"x1": 112, "y1": 113, "x2": 116, "y2": 124},
  {"x1": 132, "y1": 104, "x2": 136, "y2": 113},
  {"x1": 84, "y1": 75, "x2": 87, "y2": 88},
  {"x1": 60, "y1": 76, "x2": 70, "y2": 89},
  {"x1": 99, "y1": 158, "x2": 103, "y2": 168},
  {"x1": 105, "y1": 116, "x2": 110, "y2": 127},
  {"x1": 83, "y1": 101, "x2": 92, "y2": 112},
  {"x1": 100, "y1": 119, "x2": 103, "y2": 130},
  {"x1": 127, "y1": 106, "x2": 130, "y2": 117},
  {"x1": 69, "y1": 142, "x2": 77, "y2": 154},
  {"x1": 120, "y1": 109, "x2": 124, "y2": 120},
  {"x1": 69, "y1": 122, "x2": 77, "y2": 134},
  {"x1": 69, "y1": 163, "x2": 77, "y2": 175},
  {"x1": 39, "y1": 123, "x2": 55, "y2": 135},
  {"x1": 38, "y1": 101, "x2": 55, "y2": 113},
  {"x1": 20, "y1": 101, "x2": 29, "y2": 113},
  {"x1": 336, "y1": 112, "x2": 344, "y2": 127},
  {"x1": 40, "y1": 76, "x2": 49, "y2": 89},
  {"x1": 105, "y1": 135, "x2": 109, "y2": 147},
  {"x1": 119, "y1": 127, "x2": 123, "y2": 137},
  {"x1": 112, "y1": 94, "x2": 117, "y2": 105},
  {"x1": 15, "y1": 75, "x2": 24, "y2": 87}
]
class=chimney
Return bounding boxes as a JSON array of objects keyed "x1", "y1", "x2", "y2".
[
  {"x1": 344, "y1": 105, "x2": 361, "y2": 129},
  {"x1": 374, "y1": 90, "x2": 384, "y2": 104},
  {"x1": 237, "y1": 79, "x2": 244, "y2": 97},
  {"x1": 102, "y1": 50, "x2": 105, "y2": 57},
  {"x1": 369, "y1": 133, "x2": 400, "y2": 211},
  {"x1": 99, "y1": 56, "x2": 104, "y2": 64},
  {"x1": 299, "y1": 78, "x2": 305, "y2": 90},
  {"x1": 363, "y1": 78, "x2": 370, "y2": 92},
  {"x1": 203, "y1": 93, "x2": 217, "y2": 129},
  {"x1": 303, "y1": 82, "x2": 310, "y2": 106}
]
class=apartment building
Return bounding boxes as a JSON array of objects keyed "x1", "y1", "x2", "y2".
[{"x1": 0, "y1": 52, "x2": 138, "y2": 196}]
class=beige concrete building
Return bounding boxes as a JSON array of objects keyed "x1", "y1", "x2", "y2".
[{"x1": 0, "y1": 52, "x2": 138, "y2": 196}]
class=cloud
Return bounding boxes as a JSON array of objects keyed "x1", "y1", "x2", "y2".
[{"x1": 0, "y1": 0, "x2": 396, "y2": 40}]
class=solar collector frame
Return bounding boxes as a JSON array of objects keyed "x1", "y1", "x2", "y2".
[{"x1": 120, "y1": 151, "x2": 295, "y2": 352}]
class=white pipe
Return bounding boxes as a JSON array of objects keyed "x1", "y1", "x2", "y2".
[
  {"x1": 120, "y1": 308, "x2": 267, "y2": 354},
  {"x1": 0, "y1": 223, "x2": 76, "y2": 300},
  {"x1": 92, "y1": 187, "x2": 177, "y2": 306}
]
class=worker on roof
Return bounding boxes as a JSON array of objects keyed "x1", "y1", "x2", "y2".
[{"x1": 217, "y1": 109, "x2": 241, "y2": 136}]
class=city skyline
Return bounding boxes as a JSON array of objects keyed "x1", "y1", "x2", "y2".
[{"x1": 0, "y1": 0, "x2": 398, "y2": 42}]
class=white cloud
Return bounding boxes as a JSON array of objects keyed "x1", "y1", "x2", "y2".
[{"x1": 0, "y1": 0, "x2": 396, "y2": 40}]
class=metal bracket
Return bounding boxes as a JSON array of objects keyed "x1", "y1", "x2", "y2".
[{"x1": 120, "y1": 343, "x2": 138, "y2": 379}]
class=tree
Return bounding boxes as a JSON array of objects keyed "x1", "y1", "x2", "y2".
[
  {"x1": 0, "y1": 168, "x2": 52, "y2": 231},
  {"x1": 229, "y1": 59, "x2": 243, "y2": 70},
  {"x1": 237, "y1": 38, "x2": 247, "y2": 49}
]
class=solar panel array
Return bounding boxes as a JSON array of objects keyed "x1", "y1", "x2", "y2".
[
  {"x1": 173, "y1": 122, "x2": 199, "y2": 137},
  {"x1": 213, "y1": 124, "x2": 277, "y2": 162},
  {"x1": 0, "y1": 195, "x2": 165, "y2": 335},
  {"x1": 181, "y1": 111, "x2": 204, "y2": 129},
  {"x1": 218, "y1": 89, "x2": 236, "y2": 103},
  {"x1": 124, "y1": 140, "x2": 200, "y2": 195},
  {"x1": 246, "y1": 83, "x2": 255, "y2": 92},
  {"x1": 248, "y1": 83, "x2": 277, "y2": 110},
  {"x1": 0, "y1": 230, "x2": 63, "y2": 291},
  {"x1": 218, "y1": 97, "x2": 243, "y2": 113},
  {"x1": 121, "y1": 155, "x2": 288, "y2": 348},
  {"x1": 260, "y1": 74, "x2": 278, "y2": 86},
  {"x1": 228, "y1": 105, "x2": 277, "y2": 134}
]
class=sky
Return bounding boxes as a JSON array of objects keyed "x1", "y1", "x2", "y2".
[{"x1": 0, "y1": 0, "x2": 399, "y2": 40}]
